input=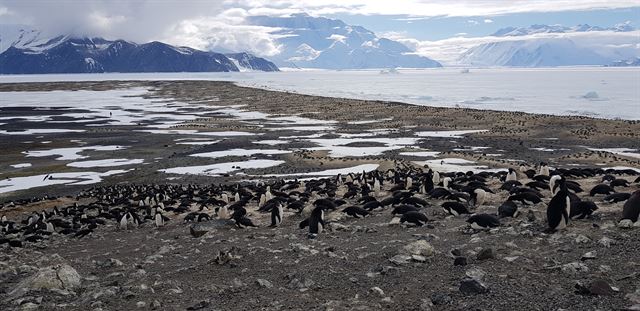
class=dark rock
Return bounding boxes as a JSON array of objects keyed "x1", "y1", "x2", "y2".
[
  {"x1": 477, "y1": 248, "x2": 495, "y2": 261},
  {"x1": 430, "y1": 292, "x2": 452, "y2": 305},
  {"x1": 459, "y1": 277, "x2": 488, "y2": 295},
  {"x1": 454, "y1": 256, "x2": 468, "y2": 266},
  {"x1": 575, "y1": 279, "x2": 615, "y2": 296}
]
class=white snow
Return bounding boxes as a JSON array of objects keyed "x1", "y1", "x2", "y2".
[
  {"x1": 0, "y1": 170, "x2": 131, "y2": 193},
  {"x1": 306, "y1": 137, "x2": 420, "y2": 157},
  {"x1": 399, "y1": 151, "x2": 441, "y2": 157},
  {"x1": 24, "y1": 145, "x2": 126, "y2": 161},
  {"x1": 175, "y1": 140, "x2": 222, "y2": 145},
  {"x1": 254, "y1": 140, "x2": 289, "y2": 146},
  {"x1": 190, "y1": 149, "x2": 290, "y2": 159},
  {"x1": 159, "y1": 159, "x2": 285, "y2": 176},
  {"x1": 139, "y1": 129, "x2": 255, "y2": 136},
  {"x1": 66, "y1": 158, "x2": 144, "y2": 168},
  {"x1": 0, "y1": 129, "x2": 86, "y2": 135},
  {"x1": 10, "y1": 163, "x2": 32, "y2": 168}
]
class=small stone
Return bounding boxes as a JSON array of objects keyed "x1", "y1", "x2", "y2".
[
  {"x1": 581, "y1": 251, "x2": 597, "y2": 261},
  {"x1": 453, "y1": 256, "x2": 467, "y2": 266},
  {"x1": 575, "y1": 235, "x2": 591, "y2": 244},
  {"x1": 598, "y1": 237, "x2": 615, "y2": 248},
  {"x1": 402, "y1": 240, "x2": 435, "y2": 257},
  {"x1": 151, "y1": 300, "x2": 161, "y2": 309},
  {"x1": 430, "y1": 292, "x2": 452, "y2": 305},
  {"x1": 575, "y1": 279, "x2": 615, "y2": 296},
  {"x1": 389, "y1": 255, "x2": 411, "y2": 265},
  {"x1": 561, "y1": 262, "x2": 589, "y2": 274},
  {"x1": 618, "y1": 219, "x2": 634, "y2": 228},
  {"x1": 411, "y1": 255, "x2": 427, "y2": 263},
  {"x1": 256, "y1": 279, "x2": 273, "y2": 289},
  {"x1": 136, "y1": 301, "x2": 146, "y2": 308},
  {"x1": 504, "y1": 256, "x2": 519, "y2": 263},
  {"x1": 459, "y1": 277, "x2": 488, "y2": 295},
  {"x1": 476, "y1": 248, "x2": 495, "y2": 261},
  {"x1": 450, "y1": 249, "x2": 462, "y2": 257},
  {"x1": 465, "y1": 267, "x2": 486, "y2": 281},
  {"x1": 370, "y1": 287, "x2": 385, "y2": 297}
]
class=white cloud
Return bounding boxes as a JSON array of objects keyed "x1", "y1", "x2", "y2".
[
  {"x1": 467, "y1": 20, "x2": 479, "y2": 25},
  {"x1": 484, "y1": 19, "x2": 494, "y2": 23}
]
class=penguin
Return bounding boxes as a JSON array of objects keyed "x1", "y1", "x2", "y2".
[
  {"x1": 399, "y1": 211, "x2": 428, "y2": 227},
  {"x1": 621, "y1": 190, "x2": 640, "y2": 222},
  {"x1": 154, "y1": 213, "x2": 166, "y2": 227},
  {"x1": 342, "y1": 206, "x2": 369, "y2": 218},
  {"x1": 508, "y1": 192, "x2": 542, "y2": 205},
  {"x1": 373, "y1": 179, "x2": 381, "y2": 196},
  {"x1": 538, "y1": 163, "x2": 550, "y2": 176},
  {"x1": 470, "y1": 188, "x2": 487, "y2": 207},
  {"x1": 498, "y1": 201, "x2": 519, "y2": 218},
  {"x1": 610, "y1": 179, "x2": 630, "y2": 188},
  {"x1": 405, "y1": 176, "x2": 413, "y2": 190},
  {"x1": 45, "y1": 222, "x2": 55, "y2": 233},
  {"x1": 432, "y1": 171, "x2": 441, "y2": 185},
  {"x1": 549, "y1": 175, "x2": 562, "y2": 195},
  {"x1": 270, "y1": 203, "x2": 284, "y2": 227},
  {"x1": 506, "y1": 168, "x2": 517, "y2": 182},
  {"x1": 429, "y1": 188, "x2": 451, "y2": 199},
  {"x1": 466, "y1": 214, "x2": 500, "y2": 230},
  {"x1": 526, "y1": 181, "x2": 548, "y2": 192},
  {"x1": 546, "y1": 177, "x2": 570, "y2": 231},
  {"x1": 603, "y1": 192, "x2": 631, "y2": 203},
  {"x1": 217, "y1": 205, "x2": 230, "y2": 219},
  {"x1": 590, "y1": 184, "x2": 615, "y2": 196},
  {"x1": 304, "y1": 206, "x2": 325, "y2": 238},
  {"x1": 500, "y1": 180, "x2": 522, "y2": 192},
  {"x1": 442, "y1": 201, "x2": 470, "y2": 216},
  {"x1": 234, "y1": 216, "x2": 258, "y2": 228},
  {"x1": 570, "y1": 201, "x2": 598, "y2": 219},
  {"x1": 119, "y1": 213, "x2": 128, "y2": 230},
  {"x1": 391, "y1": 204, "x2": 419, "y2": 215}
]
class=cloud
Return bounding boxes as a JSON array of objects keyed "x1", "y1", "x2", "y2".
[
  {"x1": 484, "y1": 19, "x2": 494, "y2": 23},
  {"x1": 467, "y1": 20, "x2": 479, "y2": 25}
]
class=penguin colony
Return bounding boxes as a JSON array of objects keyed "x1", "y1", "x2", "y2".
[{"x1": 1, "y1": 163, "x2": 639, "y2": 247}]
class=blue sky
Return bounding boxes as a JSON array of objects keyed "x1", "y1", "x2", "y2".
[{"x1": 331, "y1": 7, "x2": 640, "y2": 40}]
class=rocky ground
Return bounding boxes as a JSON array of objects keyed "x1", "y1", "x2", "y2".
[{"x1": 0, "y1": 81, "x2": 639, "y2": 310}]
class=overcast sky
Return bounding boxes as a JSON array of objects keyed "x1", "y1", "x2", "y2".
[{"x1": 0, "y1": 0, "x2": 638, "y2": 59}]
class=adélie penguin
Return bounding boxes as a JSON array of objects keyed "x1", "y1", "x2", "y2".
[
  {"x1": 466, "y1": 214, "x2": 500, "y2": 230},
  {"x1": 400, "y1": 211, "x2": 429, "y2": 227},
  {"x1": 300, "y1": 206, "x2": 325, "y2": 238},
  {"x1": 498, "y1": 201, "x2": 519, "y2": 218},
  {"x1": 621, "y1": 190, "x2": 640, "y2": 222},
  {"x1": 546, "y1": 177, "x2": 570, "y2": 231},
  {"x1": 270, "y1": 203, "x2": 284, "y2": 227}
]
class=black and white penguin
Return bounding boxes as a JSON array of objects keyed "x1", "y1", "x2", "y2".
[
  {"x1": 621, "y1": 190, "x2": 640, "y2": 222},
  {"x1": 538, "y1": 163, "x2": 550, "y2": 176},
  {"x1": 391, "y1": 204, "x2": 419, "y2": 215},
  {"x1": 610, "y1": 179, "x2": 630, "y2": 188},
  {"x1": 506, "y1": 168, "x2": 517, "y2": 182},
  {"x1": 154, "y1": 213, "x2": 165, "y2": 227},
  {"x1": 546, "y1": 177, "x2": 570, "y2": 231},
  {"x1": 508, "y1": 192, "x2": 542, "y2": 205},
  {"x1": 470, "y1": 188, "x2": 487, "y2": 207},
  {"x1": 342, "y1": 206, "x2": 369, "y2": 218},
  {"x1": 303, "y1": 206, "x2": 325, "y2": 238},
  {"x1": 603, "y1": 192, "x2": 631, "y2": 203},
  {"x1": 466, "y1": 214, "x2": 500, "y2": 230},
  {"x1": 570, "y1": 200, "x2": 598, "y2": 219},
  {"x1": 400, "y1": 211, "x2": 428, "y2": 227},
  {"x1": 498, "y1": 201, "x2": 519, "y2": 218},
  {"x1": 270, "y1": 203, "x2": 284, "y2": 227},
  {"x1": 234, "y1": 216, "x2": 258, "y2": 228},
  {"x1": 442, "y1": 201, "x2": 470, "y2": 216},
  {"x1": 590, "y1": 184, "x2": 615, "y2": 196}
]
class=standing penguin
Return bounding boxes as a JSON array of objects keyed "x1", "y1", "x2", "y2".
[
  {"x1": 432, "y1": 170, "x2": 441, "y2": 186},
  {"x1": 470, "y1": 188, "x2": 487, "y2": 207},
  {"x1": 506, "y1": 168, "x2": 518, "y2": 182},
  {"x1": 539, "y1": 163, "x2": 550, "y2": 176},
  {"x1": 301, "y1": 206, "x2": 325, "y2": 238},
  {"x1": 270, "y1": 203, "x2": 284, "y2": 227},
  {"x1": 546, "y1": 177, "x2": 570, "y2": 231},
  {"x1": 549, "y1": 175, "x2": 562, "y2": 195},
  {"x1": 154, "y1": 213, "x2": 165, "y2": 227},
  {"x1": 621, "y1": 190, "x2": 640, "y2": 222}
]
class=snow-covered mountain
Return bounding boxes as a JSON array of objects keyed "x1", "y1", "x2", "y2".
[
  {"x1": 457, "y1": 23, "x2": 640, "y2": 67},
  {"x1": 609, "y1": 57, "x2": 640, "y2": 67},
  {"x1": 492, "y1": 22, "x2": 636, "y2": 37},
  {"x1": 0, "y1": 25, "x2": 279, "y2": 74},
  {"x1": 459, "y1": 38, "x2": 611, "y2": 67},
  {"x1": 247, "y1": 13, "x2": 441, "y2": 69}
]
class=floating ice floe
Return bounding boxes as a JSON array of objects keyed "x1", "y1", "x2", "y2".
[
  {"x1": 24, "y1": 145, "x2": 126, "y2": 161},
  {"x1": 587, "y1": 147, "x2": 640, "y2": 159},
  {"x1": 66, "y1": 158, "x2": 144, "y2": 168},
  {"x1": 306, "y1": 137, "x2": 420, "y2": 157},
  {"x1": 0, "y1": 129, "x2": 86, "y2": 135},
  {"x1": 10, "y1": 163, "x2": 32, "y2": 168},
  {"x1": 159, "y1": 159, "x2": 285, "y2": 176},
  {"x1": 399, "y1": 151, "x2": 441, "y2": 157},
  {"x1": 0, "y1": 170, "x2": 131, "y2": 193},
  {"x1": 139, "y1": 129, "x2": 255, "y2": 137},
  {"x1": 190, "y1": 149, "x2": 290, "y2": 159},
  {"x1": 415, "y1": 130, "x2": 487, "y2": 138},
  {"x1": 265, "y1": 164, "x2": 380, "y2": 178},
  {"x1": 414, "y1": 158, "x2": 507, "y2": 173}
]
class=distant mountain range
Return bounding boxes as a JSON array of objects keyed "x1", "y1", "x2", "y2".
[
  {"x1": 491, "y1": 22, "x2": 635, "y2": 37},
  {"x1": 458, "y1": 23, "x2": 639, "y2": 67},
  {"x1": 247, "y1": 13, "x2": 441, "y2": 69},
  {"x1": 0, "y1": 26, "x2": 279, "y2": 74}
]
